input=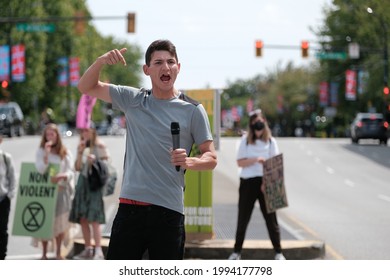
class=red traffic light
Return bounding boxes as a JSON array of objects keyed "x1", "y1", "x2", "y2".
[
  {"x1": 1, "y1": 80, "x2": 8, "y2": 88},
  {"x1": 301, "y1": 40, "x2": 309, "y2": 58},
  {"x1": 255, "y1": 40, "x2": 263, "y2": 57},
  {"x1": 384, "y1": 86, "x2": 389, "y2": 95}
]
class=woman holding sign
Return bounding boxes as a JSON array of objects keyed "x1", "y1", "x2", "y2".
[
  {"x1": 34, "y1": 123, "x2": 75, "y2": 260},
  {"x1": 228, "y1": 109, "x2": 285, "y2": 261}
]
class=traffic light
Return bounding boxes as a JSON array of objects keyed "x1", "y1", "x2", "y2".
[
  {"x1": 384, "y1": 86, "x2": 389, "y2": 95},
  {"x1": 127, "y1": 13, "x2": 136, "y2": 33},
  {"x1": 255, "y1": 40, "x2": 263, "y2": 57},
  {"x1": 75, "y1": 11, "x2": 85, "y2": 35},
  {"x1": 301, "y1": 40, "x2": 309, "y2": 58},
  {"x1": 1, "y1": 80, "x2": 8, "y2": 89}
]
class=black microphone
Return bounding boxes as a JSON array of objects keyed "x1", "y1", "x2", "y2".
[{"x1": 171, "y1": 122, "x2": 180, "y2": 171}]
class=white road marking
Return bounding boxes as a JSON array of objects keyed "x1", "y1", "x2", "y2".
[
  {"x1": 378, "y1": 194, "x2": 390, "y2": 203},
  {"x1": 326, "y1": 166, "x2": 335, "y2": 174},
  {"x1": 344, "y1": 179, "x2": 355, "y2": 188}
]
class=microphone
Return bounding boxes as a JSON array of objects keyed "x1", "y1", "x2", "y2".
[{"x1": 171, "y1": 122, "x2": 180, "y2": 171}]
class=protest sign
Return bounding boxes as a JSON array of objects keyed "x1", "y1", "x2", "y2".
[
  {"x1": 12, "y1": 163, "x2": 59, "y2": 239},
  {"x1": 263, "y1": 153, "x2": 288, "y2": 213}
]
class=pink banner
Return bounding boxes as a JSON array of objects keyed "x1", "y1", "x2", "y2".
[
  {"x1": 319, "y1": 82, "x2": 329, "y2": 107},
  {"x1": 12, "y1": 44, "x2": 25, "y2": 82},
  {"x1": 76, "y1": 94, "x2": 96, "y2": 129},
  {"x1": 345, "y1": 69, "x2": 356, "y2": 101},
  {"x1": 69, "y1": 57, "x2": 80, "y2": 86}
]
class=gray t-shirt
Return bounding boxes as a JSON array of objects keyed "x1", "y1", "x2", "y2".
[{"x1": 109, "y1": 85, "x2": 213, "y2": 214}]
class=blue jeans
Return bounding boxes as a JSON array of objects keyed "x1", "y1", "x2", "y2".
[{"x1": 106, "y1": 203, "x2": 185, "y2": 260}]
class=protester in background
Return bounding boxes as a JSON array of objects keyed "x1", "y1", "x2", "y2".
[
  {"x1": 0, "y1": 135, "x2": 16, "y2": 260},
  {"x1": 77, "y1": 39, "x2": 217, "y2": 260},
  {"x1": 228, "y1": 109, "x2": 286, "y2": 260},
  {"x1": 39, "y1": 107, "x2": 55, "y2": 132},
  {"x1": 34, "y1": 123, "x2": 75, "y2": 260},
  {"x1": 69, "y1": 125, "x2": 109, "y2": 260}
]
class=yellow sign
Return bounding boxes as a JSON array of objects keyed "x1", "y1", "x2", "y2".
[
  {"x1": 185, "y1": 89, "x2": 214, "y2": 115},
  {"x1": 183, "y1": 89, "x2": 215, "y2": 240}
]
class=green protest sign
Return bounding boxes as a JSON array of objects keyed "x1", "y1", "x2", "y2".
[
  {"x1": 12, "y1": 162, "x2": 59, "y2": 239},
  {"x1": 263, "y1": 154, "x2": 288, "y2": 213}
]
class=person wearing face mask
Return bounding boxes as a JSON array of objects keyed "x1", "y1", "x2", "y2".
[{"x1": 228, "y1": 109, "x2": 286, "y2": 261}]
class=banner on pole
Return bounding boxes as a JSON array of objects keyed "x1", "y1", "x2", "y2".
[
  {"x1": 0, "y1": 45, "x2": 10, "y2": 81},
  {"x1": 57, "y1": 57, "x2": 68, "y2": 87},
  {"x1": 346, "y1": 69, "x2": 357, "y2": 101},
  {"x1": 69, "y1": 57, "x2": 80, "y2": 86},
  {"x1": 12, "y1": 44, "x2": 26, "y2": 82}
]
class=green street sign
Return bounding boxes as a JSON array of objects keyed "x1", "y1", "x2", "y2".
[
  {"x1": 16, "y1": 23, "x2": 56, "y2": 33},
  {"x1": 316, "y1": 52, "x2": 347, "y2": 60}
]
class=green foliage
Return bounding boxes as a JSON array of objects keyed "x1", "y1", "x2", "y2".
[
  {"x1": 222, "y1": 64, "x2": 321, "y2": 136},
  {"x1": 222, "y1": 0, "x2": 390, "y2": 137},
  {"x1": 0, "y1": 0, "x2": 142, "y2": 132},
  {"x1": 316, "y1": 0, "x2": 390, "y2": 120}
]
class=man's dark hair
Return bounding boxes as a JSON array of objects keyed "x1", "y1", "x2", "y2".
[{"x1": 145, "y1": 39, "x2": 179, "y2": 66}]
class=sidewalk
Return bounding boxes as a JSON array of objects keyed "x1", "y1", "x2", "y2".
[
  {"x1": 71, "y1": 186, "x2": 325, "y2": 260},
  {"x1": 71, "y1": 203, "x2": 325, "y2": 260},
  {"x1": 71, "y1": 138, "x2": 325, "y2": 260},
  {"x1": 183, "y1": 204, "x2": 325, "y2": 260}
]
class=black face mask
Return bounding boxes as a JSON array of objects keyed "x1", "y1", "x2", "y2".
[{"x1": 251, "y1": 121, "x2": 265, "y2": 131}]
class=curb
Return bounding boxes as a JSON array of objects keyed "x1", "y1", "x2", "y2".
[
  {"x1": 70, "y1": 238, "x2": 325, "y2": 260},
  {"x1": 185, "y1": 239, "x2": 325, "y2": 260}
]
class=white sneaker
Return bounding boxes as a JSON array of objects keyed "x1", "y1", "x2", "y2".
[
  {"x1": 274, "y1": 253, "x2": 286, "y2": 260},
  {"x1": 228, "y1": 252, "x2": 241, "y2": 260},
  {"x1": 93, "y1": 252, "x2": 105, "y2": 260},
  {"x1": 73, "y1": 247, "x2": 94, "y2": 260}
]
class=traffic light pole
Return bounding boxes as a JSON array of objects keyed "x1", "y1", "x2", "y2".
[{"x1": 0, "y1": 15, "x2": 127, "y2": 24}]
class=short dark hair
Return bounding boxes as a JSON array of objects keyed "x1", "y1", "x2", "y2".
[{"x1": 145, "y1": 39, "x2": 178, "y2": 66}]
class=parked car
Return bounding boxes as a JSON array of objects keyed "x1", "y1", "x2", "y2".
[
  {"x1": 350, "y1": 112, "x2": 388, "y2": 145},
  {"x1": 0, "y1": 102, "x2": 24, "y2": 137}
]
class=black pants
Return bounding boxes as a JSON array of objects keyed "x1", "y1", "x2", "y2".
[
  {"x1": 233, "y1": 177, "x2": 282, "y2": 254},
  {"x1": 106, "y1": 203, "x2": 185, "y2": 260},
  {"x1": 0, "y1": 197, "x2": 11, "y2": 260}
]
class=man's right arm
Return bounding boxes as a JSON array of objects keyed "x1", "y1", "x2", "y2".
[{"x1": 78, "y1": 48, "x2": 127, "y2": 103}]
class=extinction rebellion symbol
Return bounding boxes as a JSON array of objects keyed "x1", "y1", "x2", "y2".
[{"x1": 22, "y1": 202, "x2": 46, "y2": 232}]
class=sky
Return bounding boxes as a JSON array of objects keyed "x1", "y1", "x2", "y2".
[{"x1": 86, "y1": 0, "x2": 333, "y2": 90}]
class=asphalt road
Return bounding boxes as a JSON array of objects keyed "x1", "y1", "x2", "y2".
[{"x1": 4, "y1": 135, "x2": 390, "y2": 260}]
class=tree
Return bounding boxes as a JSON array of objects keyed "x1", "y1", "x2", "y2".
[
  {"x1": 315, "y1": 0, "x2": 390, "y2": 127},
  {"x1": 0, "y1": 0, "x2": 143, "y2": 131}
]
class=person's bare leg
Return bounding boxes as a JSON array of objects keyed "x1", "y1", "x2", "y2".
[
  {"x1": 55, "y1": 233, "x2": 64, "y2": 259},
  {"x1": 41, "y1": 241, "x2": 48, "y2": 260}
]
